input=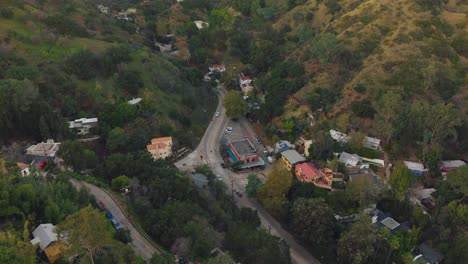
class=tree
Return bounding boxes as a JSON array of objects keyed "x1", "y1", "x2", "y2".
[
  {"x1": 57, "y1": 141, "x2": 97, "y2": 171},
  {"x1": 65, "y1": 49, "x2": 99, "y2": 80},
  {"x1": 446, "y1": 165, "x2": 467, "y2": 197},
  {"x1": 374, "y1": 92, "x2": 401, "y2": 143},
  {"x1": 239, "y1": 208, "x2": 261, "y2": 228},
  {"x1": 246, "y1": 174, "x2": 263, "y2": 197},
  {"x1": 117, "y1": 70, "x2": 143, "y2": 95},
  {"x1": 58, "y1": 206, "x2": 120, "y2": 264},
  {"x1": 308, "y1": 33, "x2": 343, "y2": 64},
  {"x1": 308, "y1": 130, "x2": 337, "y2": 161},
  {"x1": 111, "y1": 175, "x2": 130, "y2": 191},
  {"x1": 106, "y1": 127, "x2": 129, "y2": 152},
  {"x1": 423, "y1": 103, "x2": 461, "y2": 146},
  {"x1": 257, "y1": 163, "x2": 292, "y2": 216},
  {"x1": 337, "y1": 216, "x2": 379, "y2": 264},
  {"x1": 389, "y1": 162, "x2": 412, "y2": 200},
  {"x1": 0, "y1": 230, "x2": 36, "y2": 264},
  {"x1": 290, "y1": 198, "x2": 335, "y2": 246},
  {"x1": 223, "y1": 90, "x2": 248, "y2": 117}
]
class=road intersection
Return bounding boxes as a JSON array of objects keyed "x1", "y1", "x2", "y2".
[{"x1": 175, "y1": 86, "x2": 320, "y2": 264}]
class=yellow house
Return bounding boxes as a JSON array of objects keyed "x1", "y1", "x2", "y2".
[
  {"x1": 281, "y1": 150, "x2": 306, "y2": 171},
  {"x1": 147, "y1": 137, "x2": 173, "y2": 160}
]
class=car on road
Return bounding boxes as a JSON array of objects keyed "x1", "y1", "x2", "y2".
[
  {"x1": 216, "y1": 175, "x2": 222, "y2": 181},
  {"x1": 225, "y1": 126, "x2": 232, "y2": 133},
  {"x1": 256, "y1": 137, "x2": 262, "y2": 144},
  {"x1": 263, "y1": 150, "x2": 269, "y2": 156},
  {"x1": 111, "y1": 218, "x2": 122, "y2": 229},
  {"x1": 97, "y1": 200, "x2": 106, "y2": 210},
  {"x1": 105, "y1": 209, "x2": 114, "y2": 219},
  {"x1": 215, "y1": 111, "x2": 220, "y2": 117}
]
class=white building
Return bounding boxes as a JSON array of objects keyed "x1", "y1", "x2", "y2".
[
  {"x1": 26, "y1": 139, "x2": 61, "y2": 160},
  {"x1": 330, "y1": 129, "x2": 350, "y2": 143},
  {"x1": 68, "y1": 117, "x2": 98, "y2": 136},
  {"x1": 31, "y1": 224, "x2": 58, "y2": 250},
  {"x1": 404, "y1": 161, "x2": 428, "y2": 176},
  {"x1": 338, "y1": 152, "x2": 361, "y2": 167},
  {"x1": 194, "y1": 20, "x2": 209, "y2": 30},
  {"x1": 147, "y1": 137, "x2": 173, "y2": 160},
  {"x1": 363, "y1": 136, "x2": 381, "y2": 150},
  {"x1": 128, "y1": 97, "x2": 142, "y2": 105}
]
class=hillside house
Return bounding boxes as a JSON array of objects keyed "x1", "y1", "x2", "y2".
[
  {"x1": 281, "y1": 150, "x2": 305, "y2": 171},
  {"x1": 26, "y1": 139, "x2": 61, "y2": 161},
  {"x1": 338, "y1": 152, "x2": 361, "y2": 167},
  {"x1": 303, "y1": 139, "x2": 313, "y2": 157},
  {"x1": 369, "y1": 208, "x2": 410, "y2": 233},
  {"x1": 68, "y1": 117, "x2": 98, "y2": 136},
  {"x1": 227, "y1": 139, "x2": 258, "y2": 164},
  {"x1": 147, "y1": 137, "x2": 173, "y2": 160},
  {"x1": 440, "y1": 160, "x2": 465, "y2": 174},
  {"x1": 194, "y1": 20, "x2": 209, "y2": 30},
  {"x1": 295, "y1": 162, "x2": 333, "y2": 190},
  {"x1": 208, "y1": 64, "x2": 225, "y2": 73},
  {"x1": 413, "y1": 243, "x2": 444, "y2": 264},
  {"x1": 128, "y1": 97, "x2": 142, "y2": 105},
  {"x1": 329, "y1": 129, "x2": 349, "y2": 143},
  {"x1": 31, "y1": 224, "x2": 58, "y2": 250},
  {"x1": 404, "y1": 161, "x2": 428, "y2": 176},
  {"x1": 275, "y1": 140, "x2": 294, "y2": 153},
  {"x1": 17, "y1": 162, "x2": 30, "y2": 176},
  {"x1": 363, "y1": 136, "x2": 381, "y2": 150}
]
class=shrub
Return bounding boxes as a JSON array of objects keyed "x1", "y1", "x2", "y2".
[
  {"x1": 0, "y1": 8, "x2": 14, "y2": 19},
  {"x1": 353, "y1": 83, "x2": 367, "y2": 93}
]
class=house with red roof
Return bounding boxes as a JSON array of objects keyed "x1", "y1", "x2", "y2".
[
  {"x1": 295, "y1": 162, "x2": 333, "y2": 190},
  {"x1": 147, "y1": 137, "x2": 173, "y2": 160},
  {"x1": 239, "y1": 74, "x2": 253, "y2": 95},
  {"x1": 208, "y1": 64, "x2": 225, "y2": 73}
]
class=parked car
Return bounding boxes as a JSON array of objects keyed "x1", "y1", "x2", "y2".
[
  {"x1": 267, "y1": 156, "x2": 273, "y2": 164},
  {"x1": 256, "y1": 137, "x2": 262, "y2": 144},
  {"x1": 215, "y1": 111, "x2": 220, "y2": 117},
  {"x1": 111, "y1": 219, "x2": 122, "y2": 229},
  {"x1": 97, "y1": 200, "x2": 106, "y2": 210},
  {"x1": 225, "y1": 126, "x2": 233, "y2": 133},
  {"x1": 105, "y1": 209, "x2": 113, "y2": 219},
  {"x1": 263, "y1": 150, "x2": 269, "y2": 156},
  {"x1": 216, "y1": 175, "x2": 222, "y2": 181}
]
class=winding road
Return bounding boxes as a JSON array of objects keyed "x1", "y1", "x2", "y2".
[
  {"x1": 70, "y1": 179, "x2": 160, "y2": 261},
  {"x1": 175, "y1": 85, "x2": 321, "y2": 264}
]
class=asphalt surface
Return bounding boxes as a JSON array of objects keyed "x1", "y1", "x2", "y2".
[
  {"x1": 175, "y1": 86, "x2": 321, "y2": 264},
  {"x1": 69, "y1": 179, "x2": 160, "y2": 261}
]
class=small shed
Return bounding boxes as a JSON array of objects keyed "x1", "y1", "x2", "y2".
[{"x1": 404, "y1": 161, "x2": 427, "y2": 176}]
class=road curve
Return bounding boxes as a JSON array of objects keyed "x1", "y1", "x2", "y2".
[
  {"x1": 70, "y1": 179, "x2": 160, "y2": 261},
  {"x1": 175, "y1": 86, "x2": 321, "y2": 264}
]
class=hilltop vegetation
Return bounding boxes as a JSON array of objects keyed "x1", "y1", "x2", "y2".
[{"x1": 0, "y1": 0, "x2": 216, "y2": 148}]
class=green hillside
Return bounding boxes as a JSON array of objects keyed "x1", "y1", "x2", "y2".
[{"x1": 0, "y1": 0, "x2": 216, "y2": 148}]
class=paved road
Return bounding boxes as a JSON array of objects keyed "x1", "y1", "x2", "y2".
[
  {"x1": 70, "y1": 179, "x2": 160, "y2": 261},
  {"x1": 175, "y1": 86, "x2": 320, "y2": 264}
]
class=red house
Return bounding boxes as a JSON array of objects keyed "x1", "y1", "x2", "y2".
[{"x1": 295, "y1": 162, "x2": 333, "y2": 190}]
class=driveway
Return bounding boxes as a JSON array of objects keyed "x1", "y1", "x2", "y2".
[
  {"x1": 175, "y1": 86, "x2": 320, "y2": 264},
  {"x1": 69, "y1": 179, "x2": 160, "y2": 261}
]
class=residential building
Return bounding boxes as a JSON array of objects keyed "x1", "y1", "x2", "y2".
[
  {"x1": 330, "y1": 129, "x2": 349, "y2": 143},
  {"x1": 26, "y1": 139, "x2": 61, "y2": 161},
  {"x1": 227, "y1": 139, "x2": 259, "y2": 164},
  {"x1": 295, "y1": 162, "x2": 333, "y2": 189},
  {"x1": 128, "y1": 97, "x2": 142, "y2": 105},
  {"x1": 31, "y1": 224, "x2": 58, "y2": 250},
  {"x1": 239, "y1": 75, "x2": 252, "y2": 86},
  {"x1": 338, "y1": 152, "x2": 361, "y2": 167},
  {"x1": 275, "y1": 140, "x2": 294, "y2": 153},
  {"x1": 440, "y1": 160, "x2": 465, "y2": 174},
  {"x1": 281, "y1": 149, "x2": 306, "y2": 171},
  {"x1": 413, "y1": 243, "x2": 444, "y2": 264},
  {"x1": 303, "y1": 139, "x2": 313, "y2": 157},
  {"x1": 147, "y1": 137, "x2": 173, "y2": 160},
  {"x1": 363, "y1": 136, "x2": 381, "y2": 150},
  {"x1": 369, "y1": 208, "x2": 410, "y2": 233},
  {"x1": 404, "y1": 161, "x2": 428, "y2": 176},
  {"x1": 68, "y1": 117, "x2": 98, "y2": 136},
  {"x1": 17, "y1": 162, "x2": 30, "y2": 176},
  {"x1": 208, "y1": 64, "x2": 225, "y2": 73},
  {"x1": 194, "y1": 20, "x2": 209, "y2": 30},
  {"x1": 44, "y1": 242, "x2": 66, "y2": 264}
]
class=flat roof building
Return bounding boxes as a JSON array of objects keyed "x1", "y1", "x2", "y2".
[
  {"x1": 26, "y1": 139, "x2": 60, "y2": 161},
  {"x1": 227, "y1": 139, "x2": 259, "y2": 164},
  {"x1": 281, "y1": 149, "x2": 306, "y2": 171}
]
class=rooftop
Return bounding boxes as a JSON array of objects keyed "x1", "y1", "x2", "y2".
[
  {"x1": 151, "y1": 137, "x2": 172, "y2": 144},
  {"x1": 441, "y1": 160, "x2": 465, "y2": 168},
  {"x1": 281, "y1": 150, "x2": 306, "y2": 165},
  {"x1": 128, "y1": 98, "x2": 142, "y2": 105},
  {"x1": 231, "y1": 139, "x2": 256, "y2": 156},
  {"x1": 295, "y1": 163, "x2": 323, "y2": 181},
  {"x1": 404, "y1": 161, "x2": 426, "y2": 171},
  {"x1": 31, "y1": 224, "x2": 58, "y2": 250},
  {"x1": 381, "y1": 217, "x2": 400, "y2": 230},
  {"x1": 338, "y1": 152, "x2": 361, "y2": 167},
  {"x1": 26, "y1": 140, "x2": 60, "y2": 157}
]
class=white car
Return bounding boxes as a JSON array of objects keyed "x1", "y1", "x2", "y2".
[
  {"x1": 215, "y1": 111, "x2": 220, "y2": 117},
  {"x1": 225, "y1": 126, "x2": 232, "y2": 133}
]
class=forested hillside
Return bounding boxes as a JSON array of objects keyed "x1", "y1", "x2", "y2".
[{"x1": 0, "y1": 0, "x2": 216, "y2": 148}]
